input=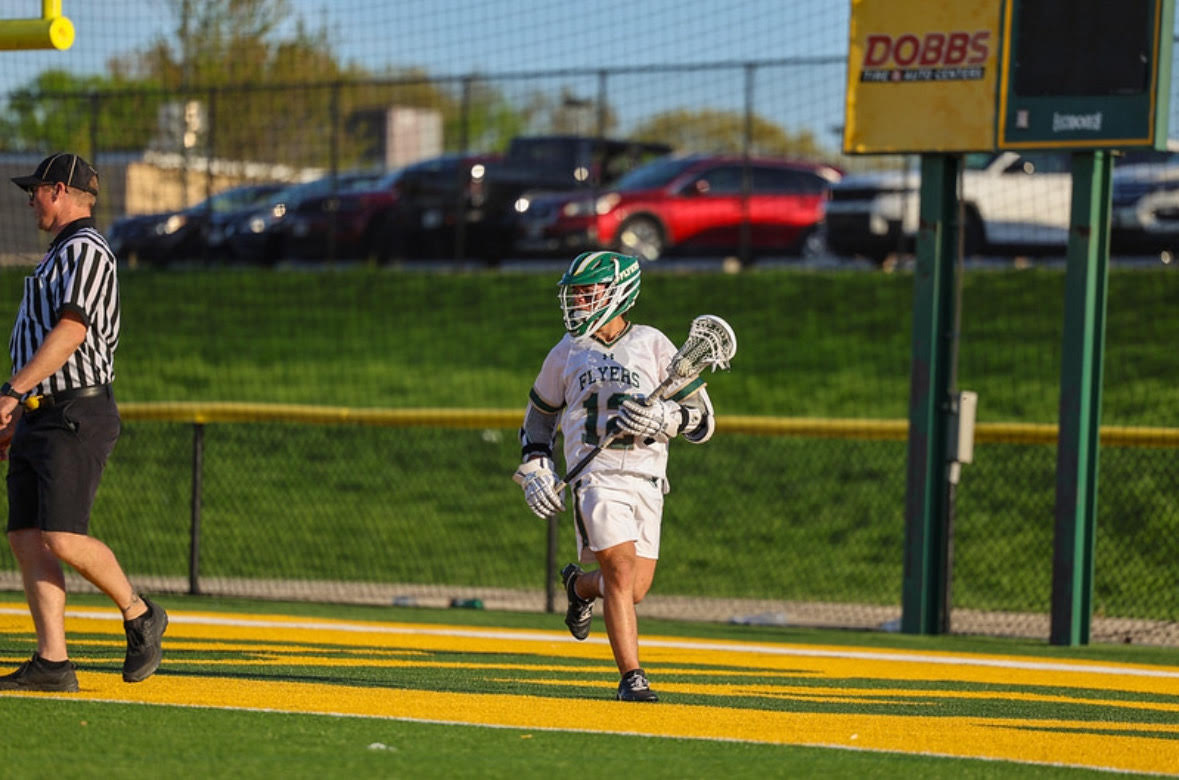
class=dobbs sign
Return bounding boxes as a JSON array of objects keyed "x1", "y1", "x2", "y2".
[{"x1": 844, "y1": 0, "x2": 1003, "y2": 153}]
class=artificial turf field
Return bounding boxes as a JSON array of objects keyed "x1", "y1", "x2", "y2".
[{"x1": 1, "y1": 596, "x2": 1177, "y2": 778}]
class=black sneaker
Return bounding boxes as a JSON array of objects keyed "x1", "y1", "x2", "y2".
[
  {"x1": 617, "y1": 668, "x2": 658, "y2": 702},
  {"x1": 560, "y1": 563, "x2": 594, "y2": 641},
  {"x1": 0, "y1": 653, "x2": 79, "y2": 692},
  {"x1": 123, "y1": 596, "x2": 167, "y2": 683}
]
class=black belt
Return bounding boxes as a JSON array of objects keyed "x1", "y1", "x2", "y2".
[{"x1": 23, "y1": 384, "x2": 110, "y2": 412}]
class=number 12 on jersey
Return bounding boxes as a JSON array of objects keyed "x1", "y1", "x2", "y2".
[{"x1": 581, "y1": 392, "x2": 636, "y2": 448}]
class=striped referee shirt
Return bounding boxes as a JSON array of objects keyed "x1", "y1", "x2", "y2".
[{"x1": 9, "y1": 217, "x2": 120, "y2": 395}]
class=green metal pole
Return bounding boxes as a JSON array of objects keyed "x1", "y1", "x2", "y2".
[
  {"x1": 902, "y1": 154, "x2": 960, "y2": 635},
  {"x1": 1050, "y1": 150, "x2": 1112, "y2": 646}
]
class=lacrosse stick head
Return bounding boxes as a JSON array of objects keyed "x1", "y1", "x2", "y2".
[{"x1": 669, "y1": 314, "x2": 737, "y2": 379}]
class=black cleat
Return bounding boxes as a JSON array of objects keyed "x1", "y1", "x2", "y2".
[
  {"x1": 560, "y1": 563, "x2": 594, "y2": 641},
  {"x1": 616, "y1": 668, "x2": 659, "y2": 702},
  {"x1": 0, "y1": 653, "x2": 79, "y2": 692},
  {"x1": 123, "y1": 596, "x2": 168, "y2": 683}
]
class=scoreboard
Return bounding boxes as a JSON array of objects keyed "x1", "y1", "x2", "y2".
[{"x1": 998, "y1": 0, "x2": 1173, "y2": 149}]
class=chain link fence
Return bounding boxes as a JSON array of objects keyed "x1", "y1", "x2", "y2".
[
  {"x1": 1, "y1": 21, "x2": 1177, "y2": 643},
  {"x1": 0, "y1": 266, "x2": 1170, "y2": 645}
]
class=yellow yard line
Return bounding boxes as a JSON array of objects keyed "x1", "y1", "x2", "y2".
[
  {"x1": 2, "y1": 605, "x2": 1178, "y2": 775},
  {"x1": 8, "y1": 671, "x2": 1177, "y2": 776}
]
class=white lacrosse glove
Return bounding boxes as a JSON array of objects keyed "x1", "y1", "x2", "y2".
[
  {"x1": 617, "y1": 395, "x2": 686, "y2": 440},
  {"x1": 512, "y1": 457, "x2": 565, "y2": 518}
]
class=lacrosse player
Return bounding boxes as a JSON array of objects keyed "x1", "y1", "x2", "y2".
[{"x1": 514, "y1": 251, "x2": 715, "y2": 702}]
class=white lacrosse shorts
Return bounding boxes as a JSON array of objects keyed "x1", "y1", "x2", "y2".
[{"x1": 571, "y1": 472, "x2": 665, "y2": 564}]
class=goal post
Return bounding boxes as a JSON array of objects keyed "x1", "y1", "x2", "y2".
[{"x1": 0, "y1": 1, "x2": 75, "y2": 51}]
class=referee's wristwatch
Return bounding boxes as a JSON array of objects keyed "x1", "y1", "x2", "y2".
[{"x1": 0, "y1": 382, "x2": 22, "y2": 401}]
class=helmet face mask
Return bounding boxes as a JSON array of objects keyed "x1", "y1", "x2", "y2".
[{"x1": 558, "y1": 251, "x2": 641, "y2": 339}]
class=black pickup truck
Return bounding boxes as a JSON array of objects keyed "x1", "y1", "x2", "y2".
[{"x1": 467, "y1": 134, "x2": 672, "y2": 261}]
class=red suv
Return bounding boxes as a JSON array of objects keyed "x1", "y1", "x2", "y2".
[{"x1": 513, "y1": 153, "x2": 842, "y2": 261}]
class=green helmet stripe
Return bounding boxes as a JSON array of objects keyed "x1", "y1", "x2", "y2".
[{"x1": 574, "y1": 251, "x2": 608, "y2": 276}]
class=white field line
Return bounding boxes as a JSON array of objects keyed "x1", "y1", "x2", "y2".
[{"x1": 5, "y1": 606, "x2": 1177, "y2": 680}]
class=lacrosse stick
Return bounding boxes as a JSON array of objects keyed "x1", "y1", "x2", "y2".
[{"x1": 556, "y1": 314, "x2": 736, "y2": 491}]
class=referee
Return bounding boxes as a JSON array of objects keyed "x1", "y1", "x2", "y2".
[{"x1": 0, "y1": 153, "x2": 166, "y2": 692}]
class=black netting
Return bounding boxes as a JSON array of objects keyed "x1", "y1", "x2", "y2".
[{"x1": 0, "y1": 4, "x2": 1176, "y2": 646}]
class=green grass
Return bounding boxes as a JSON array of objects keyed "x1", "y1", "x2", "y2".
[
  {"x1": 0, "y1": 266, "x2": 1175, "y2": 622},
  {"x1": 0, "y1": 698, "x2": 1126, "y2": 779},
  {"x1": 0, "y1": 264, "x2": 1165, "y2": 422},
  {"x1": 0, "y1": 263, "x2": 1167, "y2": 423}
]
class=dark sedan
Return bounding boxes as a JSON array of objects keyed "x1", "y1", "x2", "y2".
[
  {"x1": 381, "y1": 153, "x2": 500, "y2": 260},
  {"x1": 217, "y1": 171, "x2": 387, "y2": 264},
  {"x1": 107, "y1": 182, "x2": 285, "y2": 267},
  {"x1": 274, "y1": 154, "x2": 502, "y2": 263}
]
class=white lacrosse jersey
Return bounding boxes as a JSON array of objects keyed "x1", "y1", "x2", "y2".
[{"x1": 528, "y1": 322, "x2": 707, "y2": 486}]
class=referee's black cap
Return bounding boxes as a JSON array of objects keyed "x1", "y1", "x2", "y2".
[{"x1": 12, "y1": 153, "x2": 99, "y2": 197}]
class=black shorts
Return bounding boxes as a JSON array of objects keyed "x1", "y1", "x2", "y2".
[{"x1": 6, "y1": 389, "x2": 120, "y2": 535}]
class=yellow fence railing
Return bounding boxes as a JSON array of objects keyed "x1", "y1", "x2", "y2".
[{"x1": 119, "y1": 403, "x2": 1179, "y2": 449}]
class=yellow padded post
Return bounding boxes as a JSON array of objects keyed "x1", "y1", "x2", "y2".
[{"x1": 0, "y1": 1, "x2": 74, "y2": 51}]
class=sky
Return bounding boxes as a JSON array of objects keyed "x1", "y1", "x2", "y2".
[
  {"x1": 4, "y1": 2, "x2": 1177, "y2": 148},
  {"x1": 0, "y1": 1, "x2": 850, "y2": 93},
  {"x1": 0, "y1": 1, "x2": 853, "y2": 152}
]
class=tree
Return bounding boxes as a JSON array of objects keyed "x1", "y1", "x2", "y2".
[
  {"x1": 513, "y1": 86, "x2": 620, "y2": 141},
  {"x1": 103, "y1": 1, "x2": 360, "y2": 166},
  {"x1": 0, "y1": 70, "x2": 164, "y2": 153},
  {"x1": 103, "y1": 1, "x2": 514, "y2": 168},
  {"x1": 442, "y1": 76, "x2": 529, "y2": 154},
  {"x1": 633, "y1": 108, "x2": 834, "y2": 161},
  {"x1": 112, "y1": 0, "x2": 296, "y2": 88},
  {"x1": 0, "y1": 0, "x2": 529, "y2": 169}
]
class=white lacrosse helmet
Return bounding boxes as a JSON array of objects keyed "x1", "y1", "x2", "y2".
[{"x1": 558, "y1": 251, "x2": 642, "y2": 339}]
